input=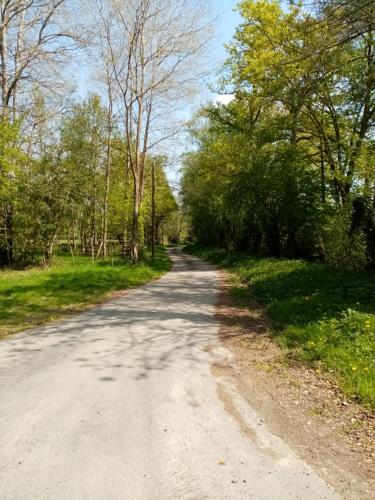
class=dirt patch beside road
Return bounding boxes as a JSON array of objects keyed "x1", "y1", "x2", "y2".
[{"x1": 214, "y1": 269, "x2": 375, "y2": 500}]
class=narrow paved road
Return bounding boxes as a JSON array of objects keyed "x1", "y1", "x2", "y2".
[{"x1": 0, "y1": 250, "x2": 339, "y2": 499}]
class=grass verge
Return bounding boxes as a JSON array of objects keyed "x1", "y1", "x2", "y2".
[
  {"x1": 0, "y1": 246, "x2": 170, "y2": 339},
  {"x1": 185, "y1": 245, "x2": 375, "y2": 410}
]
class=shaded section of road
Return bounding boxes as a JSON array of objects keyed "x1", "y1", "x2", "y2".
[{"x1": 0, "y1": 249, "x2": 339, "y2": 499}]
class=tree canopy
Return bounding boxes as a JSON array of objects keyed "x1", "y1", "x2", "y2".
[{"x1": 182, "y1": 0, "x2": 375, "y2": 269}]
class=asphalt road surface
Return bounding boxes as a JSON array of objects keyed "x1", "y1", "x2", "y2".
[{"x1": 0, "y1": 249, "x2": 340, "y2": 499}]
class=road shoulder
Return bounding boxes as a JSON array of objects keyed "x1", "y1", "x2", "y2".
[{"x1": 213, "y1": 269, "x2": 375, "y2": 500}]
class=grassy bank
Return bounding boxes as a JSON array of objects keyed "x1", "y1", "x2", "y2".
[
  {"x1": 186, "y1": 245, "x2": 375, "y2": 409},
  {"x1": 0, "y1": 247, "x2": 170, "y2": 339}
]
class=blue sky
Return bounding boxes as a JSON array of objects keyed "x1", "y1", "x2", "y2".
[
  {"x1": 216, "y1": 0, "x2": 242, "y2": 63},
  {"x1": 203, "y1": 0, "x2": 242, "y2": 101}
]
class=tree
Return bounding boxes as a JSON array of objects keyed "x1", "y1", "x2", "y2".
[
  {"x1": 0, "y1": 0, "x2": 81, "y2": 121},
  {"x1": 98, "y1": 0, "x2": 214, "y2": 262},
  {"x1": 0, "y1": 0, "x2": 82, "y2": 265},
  {"x1": 0, "y1": 119, "x2": 21, "y2": 264},
  {"x1": 228, "y1": 0, "x2": 375, "y2": 204},
  {"x1": 61, "y1": 95, "x2": 109, "y2": 258},
  {"x1": 182, "y1": 0, "x2": 375, "y2": 268}
]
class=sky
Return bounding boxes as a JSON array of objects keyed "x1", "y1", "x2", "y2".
[
  {"x1": 215, "y1": 0, "x2": 242, "y2": 78},
  {"x1": 199, "y1": 0, "x2": 242, "y2": 104}
]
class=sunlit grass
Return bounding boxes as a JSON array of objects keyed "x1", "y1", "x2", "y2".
[
  {"x1": 186, "y1": 245, "x2": 375, "y2": 409},
  {"x1": 0, "y1": 247, "x2": 170, "y2": 339}
]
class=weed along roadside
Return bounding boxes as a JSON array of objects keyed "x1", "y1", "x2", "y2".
[
  {"x1": 185, "y1": 245, "x2": 375, "y2": 411},
  {"x1": 0, "y1": 247, "x2": 171, "y2": 340}
]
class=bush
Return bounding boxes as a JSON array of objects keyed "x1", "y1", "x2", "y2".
[{"x1": 324, "y1": 206, "x2": 367, "y2": 270}]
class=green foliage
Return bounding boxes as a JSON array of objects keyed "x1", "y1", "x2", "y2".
[
  {"x1": 0, "y1": 120, "x2": 20, "y2": 190},
  {"x1": 323, "y1": 206, "x2": 367, "y2": 270},
  {"x1": 0, "y1": 93, "x2": 177, "y2": 267},
  {"x1": 142, "y1": 158, "x2": 178, "y2": 245},
  {"x1": 0, "y1": 120, "x2": 23, "y2": 263},
  {"x1": 182, "y1": 0, "x2": 375, "y2": 269},
  {"x1": 0, "y1": 246, "x2": 170, "y2": 338},
  {"x1": 186, "y1": 245, "x2": 375, "y2": 408},
  {"x1": 182, "y1": 101, "x2": 324, "y2": 258}
]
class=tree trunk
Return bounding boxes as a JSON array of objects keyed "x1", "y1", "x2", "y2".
[
  {"x1": 102, "y1": 150, "x2": 111, "y2": 258},
  {"x1": 43, "y1": 230, "x2": 58, "y2": 266},
  {"x1": 4, "y1": 204, "x2": 14, "y2": 265},
  {"x1": 102, "y1": 91, "x2": 113, "y2": 258},
  {"x1": 151, "y1": 160, "x2": 156, "y2": 260},
  {"x1": 131, "y1": 180, "x2": 140, "y2": 263},
  {"x1": 319, "y1": 141, "x2": 326, "y2": 204},
  {"x1": 72, "y1": 219, "x2": 76, "y2": 249},
  {"x1": 0, "y1": 1, "x2": 8, "y2": 119},
  {"x1": 121, "y1": 229, "x2": 129, "y2": 259},
  {"x1": 121, "y1": 155, "x2": 131, "y2": 260}
]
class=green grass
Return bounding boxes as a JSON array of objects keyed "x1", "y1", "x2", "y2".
[
  {"x1": 0, "y1": 247, "x2": 170, "y2": 338},
  {"x1": 186, "y1": 245, "x2": 375, "y2": 409}
]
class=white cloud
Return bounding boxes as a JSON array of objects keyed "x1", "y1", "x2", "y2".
[{"x1": 215, "y1": 94, "x2": 235, "y2": 106}]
